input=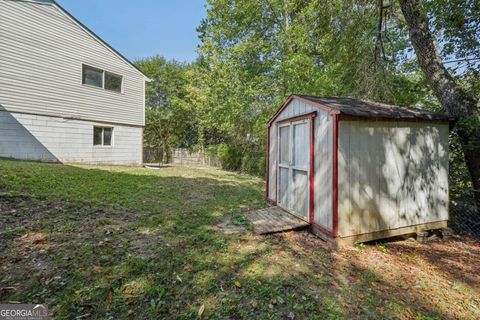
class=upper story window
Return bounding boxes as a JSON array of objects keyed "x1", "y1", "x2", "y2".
[
  {"x1": 82, "y1": 64, "x2": 123, "y2": 93},
  {"x1": 105, "y1": 72, "x2": 122, "y2": 92}
]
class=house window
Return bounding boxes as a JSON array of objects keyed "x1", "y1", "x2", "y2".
[
  {"x1": 82, "y1": 64, "x2": 123, "y2": 93},
  {"x1": 93, "y1": 126, "x2": 113, "y2": 146},
  {"x1": 105, "y1": 72, "x2": 123, "y2": 92},
  {"x1": 82, "y1": 65, "x2": 103, "y2": 88}
]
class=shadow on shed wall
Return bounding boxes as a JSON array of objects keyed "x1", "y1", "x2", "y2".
[{"x1": 338, "y1": 121, "x2": 449, "y2": 237}]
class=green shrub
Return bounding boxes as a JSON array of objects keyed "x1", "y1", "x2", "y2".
[
  {"x1": 204, "y1": 143, "x2": 266, "y2": 177},
  {"x1": 217, "y1": 143, "x2": 242, "y2": 171},
  {"x1": 241, "y1": 152, "x2": 266, "y2": 177}
]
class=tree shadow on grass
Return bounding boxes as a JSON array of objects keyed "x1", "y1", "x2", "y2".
[
  {"x1": 0, "y1": 161, "x2": 264, "y2": 216},
  {"x1": 375, "y1": 236, "x2": 480, "y2": 288},
  {"x1": 182, "y1": 230, "x2": 479, "y2": 319},
  {"x1": 0, "y1": 162, "x2": 265, "y2": 317},
  {"x1": 278, "y1": 232, "x2": 479, "y2": 319},
  {"x1": 0, "y1": 161, "x2": 478, "y2": 319}
]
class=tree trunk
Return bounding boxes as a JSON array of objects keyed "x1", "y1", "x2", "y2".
[
  {"x1": 162, "y1": 143, "x2": 169, "y2": 164},
  {"x1": 399, "y1": 0, "x2": 480, "y2": 211},
  {"x1": 156, "y1": 145, "x2": 162, "y2": 167}
]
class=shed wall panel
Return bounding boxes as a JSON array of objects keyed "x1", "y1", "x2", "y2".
[
  {"x1": 338, "y1": 121, "x2": 449, "y2": 237},
  {"x1": 276, "y1": 99, "x2": 316, "y2": 121},
  {"x1": 313, "y1": 109, "x2": 333, "y2": 229},
  {"x1": 0, "y1": 0, "x2": 145, "y2": 126},
  {"x1": 268, "y1": 124, "x2": 277, "y2": 201}
]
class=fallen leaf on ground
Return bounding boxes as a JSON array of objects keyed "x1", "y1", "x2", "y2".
[{"x1": 198, "y1": 304, "x2": 205, "y2": 318}]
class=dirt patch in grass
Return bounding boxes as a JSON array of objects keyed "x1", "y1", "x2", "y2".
[
  {"x1": 214, "y1": 215, "x2": 249, "y2": 234},
  {"x1": 129, "y1": 227, "x2": 166, "y2": 260},
  {"x1": 0, "y1": 193, "x2": 142, "y2": 311}
]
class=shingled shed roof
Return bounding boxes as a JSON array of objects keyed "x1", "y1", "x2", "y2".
[{"x1": 297, "y1": 95, "x2": 453, "y2": 121}]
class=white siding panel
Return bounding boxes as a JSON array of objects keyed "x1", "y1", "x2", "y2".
[
  {"x1": 0, "y1": 0, "x2": 145, "y2": 126},
  {"x1": 0, "y1": 111, "x2": 142, "y2": 165},
  {"x1": 276, "y1": 99, "x2": 316, "y2": 122},
  {"x1": 338, "y1": 121, "x2": 449, "y2": 237},
  {"x1": 314, "y1": 109, "x2": 333, "y2": 229},
  {"x1": 268, "y1": 125, "x2": 277, "y2": 201},
  {"x1": 338, "y1": 121, "x2": 350, "y2": 228}
]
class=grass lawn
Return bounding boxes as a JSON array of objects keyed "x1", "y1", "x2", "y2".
[{"x1": 0, "y1": 159, "x2": 479, "y2": 319}]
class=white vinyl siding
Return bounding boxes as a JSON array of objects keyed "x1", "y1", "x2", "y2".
[{"x1": 0, "y1": 0, "x2": 145, "y2": 126}]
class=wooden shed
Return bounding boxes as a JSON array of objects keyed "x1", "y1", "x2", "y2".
[{"x1": 266, "y1": 95, "x2": 452, "y2": 247}]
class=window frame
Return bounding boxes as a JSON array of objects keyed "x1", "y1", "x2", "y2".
[
  {"x1": 82, "y1": 64, "x2": 124, "y2": 94},
  {"x1": 104, "y1": 71, "x2": 123, "y2": 93},
  {"x1": 82, "y1": 65, "x2": 104, "y2": 89},
  {"x1": 93, "y1": 126, "x2": 114, "y2": 147}
]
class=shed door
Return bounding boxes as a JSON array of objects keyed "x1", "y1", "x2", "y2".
[{"x1": 277, "y1": 119, "x2": 310, "y2": 220}]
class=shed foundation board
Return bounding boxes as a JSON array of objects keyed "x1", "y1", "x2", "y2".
[
  {"x1": 248, "y1": 207, "x2": 309, "y2": 234},
  {"x1": 312, "y1": 220, "x2": 448, "y2": 249}
]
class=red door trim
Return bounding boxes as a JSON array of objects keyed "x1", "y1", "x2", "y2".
[
  {"x1": 309, "y1": 115, "x2": 315, "y2": 224},
  {"x1": 332, "y1": 114, "x2": 339, "y2": 237},
  {"x1": 265, "y1": 124, "x2": 271, "y2": 201},
  {"x1": 269, "y1": 113, "x2": 317, "y2": 220},
  {"x1": 276, "y1": 111, "x2": 317, "y2": 125}
]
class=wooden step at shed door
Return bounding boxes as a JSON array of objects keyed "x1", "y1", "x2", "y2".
[{"x1": 248, "y1": 207, "x2": 310, "y2": 234}]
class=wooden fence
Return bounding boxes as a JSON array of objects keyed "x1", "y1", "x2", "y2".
[{"x1": 171, "y1": 148, "x2": 220, "y2": 167}]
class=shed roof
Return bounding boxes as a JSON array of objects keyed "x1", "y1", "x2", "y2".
[{"x1": 296, "y1": 95, "x2": 453, "y2": 121}]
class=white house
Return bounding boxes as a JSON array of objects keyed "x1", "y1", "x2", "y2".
[
  {"x1": 266, "y1": 95, "x2": 452, "y2": 247},
  {"x1": 0, "y1": 0, "x2": 149, "y2": 165}
]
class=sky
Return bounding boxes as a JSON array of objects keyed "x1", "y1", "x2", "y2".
[{"x1": 56, "y1": 0, "x2": 206, "y2": 62}]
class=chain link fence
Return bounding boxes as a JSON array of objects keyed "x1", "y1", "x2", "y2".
[
  {"x1": 450, "y1": 189, "x2": 480, "y2": 239},
  {"x1": 143, "y1": 148, "x2": 161, "y2": 164}
]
